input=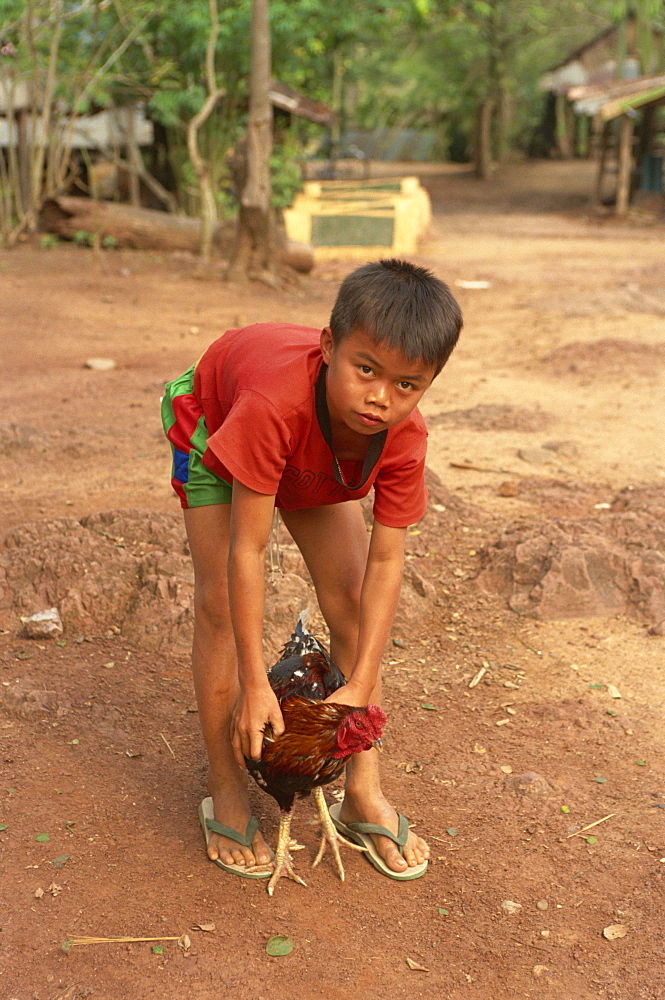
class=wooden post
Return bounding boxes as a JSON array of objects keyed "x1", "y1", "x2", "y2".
[
  {"x1": 555, "y1": 92, "x2": 572, "y2": 159},
  {"x1": 125, "y1": 105, "x2": 141, "y2": 207},
  {"x1": 615, "y1": 114, "x2": 634, "y2": 215},
  {"x1": 593, "y1": 122, "x2": 610, "y2": 207}
]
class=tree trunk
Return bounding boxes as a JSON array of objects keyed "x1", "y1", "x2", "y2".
[
  {"x1": 228, "y1": 0, "x2": 274, "y2": 279},
  {"x1": 474, "y1": 98, "x2": 493, "y2": 179},
  {"x1": 42, "y1": 196, "x2": 209, "y2": 251},
  {"x1": 186, "y1": 0, "x2": 224, "y2": 260},
  {"x1": 40, "y1": 195, "x2": 313, "y2": 270}
]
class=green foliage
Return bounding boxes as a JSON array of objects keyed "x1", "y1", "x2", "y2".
[
  {"x1": 4, "y1": 0, "x2": 662, "y2": 241},
  {"x1": 73, "y1": 230, "x2": 94, "y2": 247},
  {"x1": 39, "y1": 234, "x2": 59, "y2": 249},
  {"x1": 270, "y1": 137, "x2": 303, "y2": 209}
]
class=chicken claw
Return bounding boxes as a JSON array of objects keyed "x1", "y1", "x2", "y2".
[
  {"x1": 264, "y1": 809, "x2": 308, "y2": 895},
  {"x1": 311, "y1": 787, "x2": 367, "y2": 881}
]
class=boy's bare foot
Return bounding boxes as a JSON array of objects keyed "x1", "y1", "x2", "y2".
[
  {"x1": 206, "y1": 776, "x2": 272, "y2": 869},
  {"x1": 337, "y1": 790, "x2": 429, "y2": 873}
]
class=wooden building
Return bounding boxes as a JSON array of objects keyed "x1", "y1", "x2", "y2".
[{"x1": 538, "y1": 18, "x2": 665, "y2": 214}]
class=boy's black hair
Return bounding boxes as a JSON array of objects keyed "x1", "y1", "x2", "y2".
[{"x1": 329, "y1": 258, "x2": 462, "y2": 374}]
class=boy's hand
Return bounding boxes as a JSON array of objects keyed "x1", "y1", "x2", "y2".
[
  {"x1": 231, "y1": 681, "x2": 285, "y2": 768},
  {"x1": 324, "y1": 680, "x2": 371, "y2": 708}
]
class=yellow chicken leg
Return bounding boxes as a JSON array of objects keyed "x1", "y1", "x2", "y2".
[
  {"x1": 311, "y1": 787, "x2": 367, "y2": 881},
  {"x1": 266, "y1": 809, "x2": 308, "y2": 896}
]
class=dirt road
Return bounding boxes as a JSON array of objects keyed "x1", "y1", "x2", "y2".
[{"x1": 1, "y1": 159, "x2": 664, "y2": 1000}]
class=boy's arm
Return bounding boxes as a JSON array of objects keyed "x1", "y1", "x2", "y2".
[
  {"x1": 326, "y1": 520, "x2": 407, "y2": 706},
  {"x1": 228, "y1": 480, "x2": 285, "y2": 765}
]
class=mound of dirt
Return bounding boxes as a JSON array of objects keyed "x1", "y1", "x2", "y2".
[
  {"x1": 476, "y1": 486, "x2": 665, "y2": 621},
  {"x1": 0, "y1": 490, "x2": 456, "y2": 654},
  {"x1": 0, "y1": 510, "x2": 195, "y2": 650},
  {"x1": 428, "y1": 403, "x2": 555, "y2": 432},
  {"x1": 541, "y1": 338, "x2": 665, "y2": 378}
]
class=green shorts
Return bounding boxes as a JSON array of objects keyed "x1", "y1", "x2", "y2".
[{"x1": 161, "y1": 365, "x2": 232, "y2": 508}]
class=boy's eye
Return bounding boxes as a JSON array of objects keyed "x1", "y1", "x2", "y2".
[
  {"x1": 359, "y1": 365, "x2": 374, "y2": 375},
  {"x1": 398, "y1": 381, "x2": 415, "y2": 391}
]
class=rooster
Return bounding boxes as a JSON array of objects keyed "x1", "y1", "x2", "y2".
[{"x1": 246, "y1": 613, "x2": 386, "y2": 895}]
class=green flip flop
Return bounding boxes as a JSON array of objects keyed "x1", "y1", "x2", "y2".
[
  {"x1": 198, "y1": 797, "x2": 272, "y2": 879},
  {"x1": 329, "y1": 801, "x2": 428, "y2": 881}
]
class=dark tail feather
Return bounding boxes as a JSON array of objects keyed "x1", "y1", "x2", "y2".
[{"x1": 280, "y1": 609, "x2": 327, "y2": 660}]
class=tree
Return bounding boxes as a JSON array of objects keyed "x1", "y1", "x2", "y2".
[
  {"x1": 0, "y1": 0, "x2": 151, "y2": 243},
  {"x1": 227, "y1": 0, "x2": 274, "y2": 280},
  {"x1": 185, "y1": 0, "x2": 225, "y2": 260}
]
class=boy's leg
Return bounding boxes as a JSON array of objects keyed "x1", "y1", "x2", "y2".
[
  {"x1": 280, "y1": 502, "x2": 429, "y2": 874},
  {"x1": 184, "y1": 503, "x2": 271, "y2": 869}
]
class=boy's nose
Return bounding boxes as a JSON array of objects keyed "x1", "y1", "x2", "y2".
[{"x1": 366, "y1": 383, "x2": 389, "y2": 407}]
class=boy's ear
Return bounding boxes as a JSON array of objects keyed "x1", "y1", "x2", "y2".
[{"x1": 320, "y1": 326, "x2": 334, "y2": 365}]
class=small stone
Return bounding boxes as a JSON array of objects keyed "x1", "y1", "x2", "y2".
[
  {"x1": 603, "y1": 923, "x2": 628, "y2": 940},
  {"x1": 501, "y1": 900, "x2": 522, "y2": 915},
  {"x1": 20, "y1": 608, "x2": 63, "y2": 639},
  {"x1": 85, "y1": 357, "x2": 117, "y2": 371},
  {"x1": 518, "y1": 447, "x2": 553, "y2": 465},
  {"x1": 498, "y1": 480, "x2": 519, "y2": 497},
  {"x1": 536, "y1": 899, "x2": 549, "y2": 911}
]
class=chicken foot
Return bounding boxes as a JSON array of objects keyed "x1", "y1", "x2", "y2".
[
  {"x1": 262, "y1": 808, "x2": 307, "y2": 896},
  {"x1": 311, "y1": 786, "x2": 368, "y2": 881}
]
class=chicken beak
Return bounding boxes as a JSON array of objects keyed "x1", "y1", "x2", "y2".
[{"x1": 372, "y1": 738, "x2": 383, "y2": 753}]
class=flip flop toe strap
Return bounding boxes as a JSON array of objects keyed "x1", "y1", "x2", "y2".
[
  {"x1": 345, "y1": 813, "x2": 409, "y2": 852},
  {"x1": 205, "y1": 815, "x2": 259, "y2": 848}
]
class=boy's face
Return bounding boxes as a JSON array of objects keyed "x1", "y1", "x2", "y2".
[{"x1": 320, "y1": 326, "x2": 436, "y2": 438}]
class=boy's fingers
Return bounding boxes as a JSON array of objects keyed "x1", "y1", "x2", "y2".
[{"x1": 270, "y1": 705, "x2": 285, "y2": 737}]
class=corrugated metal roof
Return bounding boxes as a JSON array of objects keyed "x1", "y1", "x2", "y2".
[{"x1": 569, "y1": 72, "x2": 665, "y2": 120}]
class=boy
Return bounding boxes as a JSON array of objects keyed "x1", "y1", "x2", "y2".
[{"x1": 162, "y1": 259, "x2": 462, "y2": 881}]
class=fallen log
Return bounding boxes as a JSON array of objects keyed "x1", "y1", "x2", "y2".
[{"x1": 40, "y1": 196, "x2": 314, "y2": 272}]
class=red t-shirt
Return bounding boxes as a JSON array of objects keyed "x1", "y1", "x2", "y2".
[{"x1": 193, "y1": 323, "x2": 428, "y2": 528}]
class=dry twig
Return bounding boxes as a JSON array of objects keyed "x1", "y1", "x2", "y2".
[
  {"x1": 67, "y1": 934, "x2": 182, "y2": 946},
  {"x1": 566, "y1": 812, "x2": 618, "y2": 839}
]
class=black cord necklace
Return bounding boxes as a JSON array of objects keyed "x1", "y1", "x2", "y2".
[{"x1": 315, "y1": 363, "x2": 387, "y2": 490}]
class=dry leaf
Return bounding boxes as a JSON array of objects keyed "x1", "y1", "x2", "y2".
[
  {"x1": 607, "y1": 684, "x2": 622, "y2": 699},
  {"x1": 178, "y1": 934, "x2": 191, "y2": 951},
  {"x1": 603, "y1": 924, "x2": 628, "y2": 940},
  {"x1": 34, "y1": 887, "x2": 44, "y2": 899},
  {"x1": 193, "y1": 922, "x2": 216, "y2": 933},
  {"x1": 406, "y1": 957, "x2": 430, "y2": 972}
]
